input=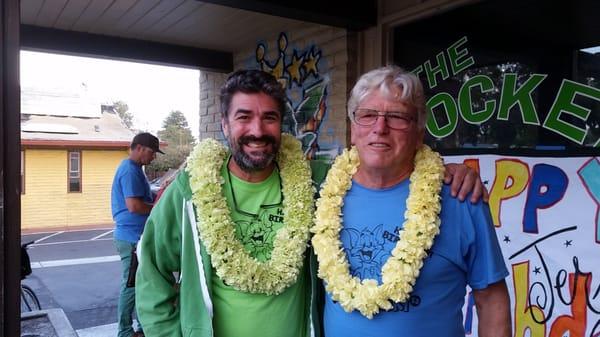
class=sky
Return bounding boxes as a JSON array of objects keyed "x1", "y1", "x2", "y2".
[{"x1": 20, "y1": 50, "x2": 201, "y2": 138}]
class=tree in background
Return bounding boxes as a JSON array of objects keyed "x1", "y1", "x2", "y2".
[
  {"x1": 146, "y1": 110, "x2": 196, "y2": 177},
  {"x1": 158, "y1": 110, "x2": 195, "y2": 148},
  {"x1": 113, "y1": 100, "x2": 133, "y2": 129}
]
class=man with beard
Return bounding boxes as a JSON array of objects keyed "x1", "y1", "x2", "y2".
[{"x1": 135, "y1": 69, "x2": 486, "y2": 337}]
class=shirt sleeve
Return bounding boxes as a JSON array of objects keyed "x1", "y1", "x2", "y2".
[
  {"x1": 120, "y1": 166, "x2": 148, "y2": 199},
  {"x1": 464, "y1": 201, "x2": 509, "y2": 290}
]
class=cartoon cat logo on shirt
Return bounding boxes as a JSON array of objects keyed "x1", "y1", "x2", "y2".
[
  {"x1": 341, "y1": 225, "x2": 390, "y2": 279},
  {"x1": 236, "y1": 208, "x2": 281, "y2": 260}
]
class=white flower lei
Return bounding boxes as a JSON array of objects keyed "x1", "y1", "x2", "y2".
[
  {"x1": 186, "y1": 133, "x2": 314, "y2": 295},
  {"x1": 311, "y1": 144, "x2": 444, "y2": 318}
]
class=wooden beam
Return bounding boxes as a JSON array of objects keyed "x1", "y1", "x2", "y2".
[
  {"x1": 1, "y1": 0, "x2": 22, "y2": 335},
  {"x1": 199, "y1": 0, "x2": 377, "y2": 31},
  {"x1": 20, "y1": 25, "x2": 233, "y2": 72}
]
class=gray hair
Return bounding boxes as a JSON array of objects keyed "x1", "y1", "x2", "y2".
[{"x1": 347, "y1": 65, "x2": 426, "y2": 130}]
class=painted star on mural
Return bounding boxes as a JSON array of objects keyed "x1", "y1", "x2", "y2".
[
  {"x1": 286, "y1": 51, "x2": 304, "y2": 87},
  {"x1": 533, "y1": 266, "x2": 541, "y2": 274},
  {"x1": 564, "y1": 239, "x2": 572, "y2": 247},
  {"x1": 503, "y1": 235, "x2": 510, "y2": 243},
  {"x1": 303, "y1": 49, "x2": 321, "y2": 78}
]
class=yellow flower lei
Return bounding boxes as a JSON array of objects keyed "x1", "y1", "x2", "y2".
[
  {"x1": 186, "y1": 133, "x2": 314, "y2": 295},
  {"x1": 311, "y1": 145, "x2": 444, "y2": 318}
]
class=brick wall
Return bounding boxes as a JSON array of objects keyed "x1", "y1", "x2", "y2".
[{"x1": 199, "y1": 71, "x2": 228, "y2": 141}]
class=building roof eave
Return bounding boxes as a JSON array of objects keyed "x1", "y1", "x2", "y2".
[{"x1": 21, "y1": 139, "x2": 131, "y2": 149}]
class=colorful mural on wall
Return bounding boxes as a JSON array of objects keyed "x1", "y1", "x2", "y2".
[
  {"x1": 252, "y1": 32, "x2": 339, "y2": 185},
  {"x1": 447, "y1": 155, "x2": 600, "y2": 337}
]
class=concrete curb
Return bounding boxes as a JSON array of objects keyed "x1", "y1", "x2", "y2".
[
  {"x1": 76, "y1": 323, "x2": 117, "y2": 337},
  {"x1": 22, "y1": 308, "x2": 78, "y2": 337}
]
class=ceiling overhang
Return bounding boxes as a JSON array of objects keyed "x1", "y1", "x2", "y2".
[
  {"x1": 21, "y1": 24, "x2": 233, "y2": 72},
  {"x1": 19, "y1": 1, "x2": 377, "y2": 71},
  {"x1": 199, "y1": 0, "x2": 377, "y2": 31}
]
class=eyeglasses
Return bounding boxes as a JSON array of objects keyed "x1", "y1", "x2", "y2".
[{"x1": 352, "y1": 108, "x2": 416, "y2": 130}]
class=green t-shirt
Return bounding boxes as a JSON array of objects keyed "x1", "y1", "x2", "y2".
[{"x1": 211, "y1": 162, "x2": 308, "y2": 337}]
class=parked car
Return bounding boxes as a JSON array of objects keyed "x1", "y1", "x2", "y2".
[
  {"x1": 149, "y1": 167, "x2": 180, "y2": 200},
  {"x1": 149, "y1": 177, "x2": 162, "y2": 195}
]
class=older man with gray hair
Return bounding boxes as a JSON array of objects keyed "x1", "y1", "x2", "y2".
[{"x1": 312, "y1": 65, "x2": 510, "y2": 337}]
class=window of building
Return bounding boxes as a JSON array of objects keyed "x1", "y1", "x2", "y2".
[
  {"x1": 68, "y1": 151, "x2": 81, "y2": 192},
  {"x1": 392, "y1": 0, "x2": 600, "y2": 156}
]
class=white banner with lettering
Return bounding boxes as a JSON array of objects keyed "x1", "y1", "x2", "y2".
[{"x1": 445, "y1": 154, "x2": 600, "y2": 337}]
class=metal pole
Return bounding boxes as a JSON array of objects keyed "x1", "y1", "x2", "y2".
[{"x1": 1, "y1": 0, "x2": 22, "y2": 335}]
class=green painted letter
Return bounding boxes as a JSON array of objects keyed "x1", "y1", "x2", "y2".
[
  {"x1": 424, "y1": 52, "x2": 449, "y2": 90},
  {"x1": 458, "y1": 75, "x2": 496, "y2": 124},
  {"x1": 543, "y1": 79, "x2": 600, "y2": 144},
  {"x1": 498, "y1": 73, "x2": 546, "y2": 125},
  {"x1": 411, "y1": 65, "x2": 423, "y2": 78},
  {"x1": 447, "y1": 36, "x2": 474, "y2": 75},
  {"x1": 426, "y1": 92, "x2": 458, "y2": 138}
]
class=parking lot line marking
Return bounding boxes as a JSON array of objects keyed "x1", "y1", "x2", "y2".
[
  {"x1": 90, "y1": 230, "x2": 114, "y2": 241},
  {"x1": 23, "y1": 227, "x2": 114, "y2": 235},
  {"x1": 33, "y1": 255, "x2": 120, "y2": 268},
  {"x1": 30, "y1": 237, "x2": 112, "y2": 247},
  {"x1": 33, "y1": 231, "x2": 64, "y2": 244}
]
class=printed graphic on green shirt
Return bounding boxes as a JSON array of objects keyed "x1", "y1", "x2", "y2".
[
  {"x1": 222, "y1": 162, "x2": 284, "y2": 261},
  {"x1": 235, "y1": 205, "x2": 284, "y2": 261}
]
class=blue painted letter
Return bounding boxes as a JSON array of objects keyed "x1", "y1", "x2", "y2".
[
  {"x1": 578, "y1": 158, "x2": 600, "y2": 243},
  {"x1": 523, "y1": 164, "x2": 568, "y2": 233}
]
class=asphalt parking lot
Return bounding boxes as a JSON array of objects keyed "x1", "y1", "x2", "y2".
[{"x1": 22, "y1": 228, "x2": 123, "y2": 333}]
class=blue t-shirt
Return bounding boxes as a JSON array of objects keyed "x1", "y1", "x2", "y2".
[
  {"x1": 324, "y1": 179, "x2": 508, "y2": 337},
  {"x1": 111, "y1": 159, "x2": 153, "y2": 243}
]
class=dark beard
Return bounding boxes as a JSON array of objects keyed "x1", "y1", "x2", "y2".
[{"x1": 230, "y1": 135, "x2": 279, "y2": 172}]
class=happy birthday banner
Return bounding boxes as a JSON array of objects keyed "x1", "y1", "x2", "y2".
[{"x1": 445, "y1": 154, "x2": 600, "y2": 337}]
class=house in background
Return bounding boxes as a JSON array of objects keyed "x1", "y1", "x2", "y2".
[{"x1": 20, "y1": 84, "x2": 134, "y2": 231}]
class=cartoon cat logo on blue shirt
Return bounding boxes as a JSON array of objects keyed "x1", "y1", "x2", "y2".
[{"x1": 341, "y1": 225, "x2": 390, "y2": 279}]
